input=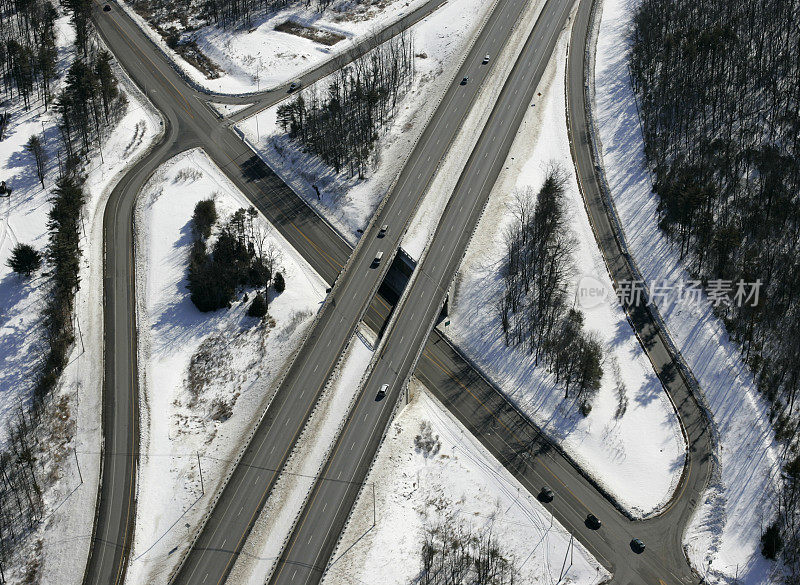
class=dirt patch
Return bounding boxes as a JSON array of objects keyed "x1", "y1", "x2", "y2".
[{"x1": 274, "y1": 20, "x2": 346, "y2": 46}]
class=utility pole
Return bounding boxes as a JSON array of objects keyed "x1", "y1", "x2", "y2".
[
  {"x1": 197, "y1": 452, "x2": 204, "y2": 495},
  {"x1": 558, "y1": 535, "x2": 573, "y2": 582},
  {"x1": 372, "y1": 483, "x2": 376, "y2": 527}
]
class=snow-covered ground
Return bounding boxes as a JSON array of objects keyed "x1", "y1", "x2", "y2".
[
  {"x1": 127, "y1": 148, "x2": 326, "y2": 584},
  {"x1": 237, "y1": 0, "x2": 497, "y2": 245},
  {"x1": 322, "y1": 382, "x2": 609, "y2": 585},
  {"x1": 592, "y1": 0, "x2": 781, "y2": 581},
  {"x1": 227, "y1": 327, "x2": 374, "y2": 585},
  {"x1": 441, "y1": 20, "x2": 684, "y2": 518},
  {"x1": 123, "y1": 0, "x2": 436, "y2": 95},
  {"x1": 0, "y1": 12, "x2": 162, "y2": 584}
]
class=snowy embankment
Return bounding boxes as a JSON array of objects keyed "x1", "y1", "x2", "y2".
[
  {"x1": 0, "y1": 12, "x2": 162, "y2": 584},
  {"x1": 322, "y1": 382, "x2": 609, "y2": 585},
  {"x1": 443, "y1": 20, "x2": 685, "y2": 517},
  {"x1": 127, "y1": 149, "x2": 326, "y2": 584},
  {"x1": 236, "y1": 0, "x2": 496, "y2": 245},
  {"x1": 227, "y1": 328, "x2": 374, "y2": 585},
  {"x1": 593, "y1": 0, "x2": 780, "y2": 581},
  {"x1": 122, "y1": 0, "x2": 433, "y2": 95}
]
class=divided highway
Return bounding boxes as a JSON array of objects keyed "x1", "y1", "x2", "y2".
[
  {"x1": 272, "y1": 0, "x2": 714, "y2": 584},
  {"x1": 168, "y1": 0, "x2": 538, "y2": 583},
  {"x1": 85, "y1": 0, "x2": 715, "y2": 583}
]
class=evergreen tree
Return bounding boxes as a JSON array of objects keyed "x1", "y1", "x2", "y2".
[{"x1": 6, "y1": 243, "x2": 41, "y2": 276}]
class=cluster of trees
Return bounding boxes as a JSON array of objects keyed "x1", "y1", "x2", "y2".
[
  {"x1": 1, "y1": 0, "x2": 123, "y2": 573},
  {"x1": 0, "y1": 0, "x2": 58, "y2": 108},
  {"x1": 201, "y1": 0, "x2": 369, "y2": 27},
  {"x1": 496, "y1": 170, "x2": 603, "y2": 414},
  {"x1": 416, "y1": 517, "x2": 519, "y2": 585},
  {"x1": 277, "y1": 32, "x2": 415, "y2": 178},
  {"x1": 57, "y1": 51, "x2": 125, "y2": 159},
  {"x1": 630, "y1": 0, "x2": 800, "y2": 573},
  {"x1": 0, "y1": 409, "x2": 45, "y2": 581},
  {"x1": 187, "y1": 201, "x2": 285, "y2": 315}
]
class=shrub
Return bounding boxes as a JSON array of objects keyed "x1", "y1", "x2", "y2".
[
  {"x1": 7, "y1": 243, "x2": 42, "y2": 276},
  {"x1": 247, "y1": 292, "x2": 268, "y2": 318},
  {"x1": 273, "y1": 271, "x2": 285, "y2": 293},
  {"x1": 192, "y1": 199, "x2": 217, "y2": 239}
]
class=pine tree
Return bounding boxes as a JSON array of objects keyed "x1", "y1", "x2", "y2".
[{"x1": 6, "y1": 243, "x2": 41, "y2": 276}]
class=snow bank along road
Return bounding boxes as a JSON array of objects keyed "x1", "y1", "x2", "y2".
[{"x1": 86, "y1": 0, "x2": 712, "y2": 585}]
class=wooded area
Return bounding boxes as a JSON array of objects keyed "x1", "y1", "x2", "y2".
[
  {"x1": 1, "y1": 0, "x2": 124, "y2": 576},
  {"x1": 496, "y1": 169, "x2": 603, "y2": 414},
  {"x1": 277, "y1": 31, "x2": 415, "y2": 178},
  {"x1": 630, "y1": 0, "x2": 800, "y2": 576},
  {"x1": 188, "y1": 202, "x2": 285, "y2": 314},
  {"x1": 414, "y1": 516, "x2": 520, "y2": 585}
]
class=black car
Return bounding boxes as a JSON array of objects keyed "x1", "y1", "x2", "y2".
[
  {"x1": 460, "y1": 76, "x2": 469, "y2": 85},
  {"x1": 538, "y1": 487, "x2": 554, "y2": 503},
  {"x1": 585, "y1": 514, "x2": 602, "y2": 530},
  {"x1": 630, "y1": 538, "x2": 646, "y2": 553},
  {"x1": 103, "y1": 3, "x2": 111, "y2": 10}
]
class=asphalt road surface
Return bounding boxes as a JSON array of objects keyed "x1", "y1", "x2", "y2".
[
  {"x1": 84, "y1": 1, "x2": 448, "y2": 583},
  {"x1": 271, "y1": 0, "x2": 714, "y2": 584},
  {"x1": 167, "y1": 0, "x2": 541, "y2": 583},
  {"x1": 85, "y1": 0, "x2": 714, "y2": 583}
]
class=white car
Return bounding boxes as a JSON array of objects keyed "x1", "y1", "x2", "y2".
[
  {"x1": 483, "y1": 54, "x2": 490, "y2": 64},
  {"x1": 377, "y1": 383, "x2": 389, "y2": 399}
]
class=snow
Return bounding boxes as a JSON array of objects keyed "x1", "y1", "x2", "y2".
[
  {"x1": 441, "y1": 19, "x2": 685, "y2": 517},
  {"x1": 236, "y1": 0, "x2": 496, "y2": 246},
  {"x1": 227, "y1": 327, "x2": 375, "y2": 585},
  {"x1": 127, "y1": 148, "x2": 327, "y2": 584},
  {"x1": 0, "y1": 12, "x2": 163, "y2": 584},
  {"x1": 592, "y1": 0, "x2": 781, "y2": 581},
  {"x1": 123, "y1": 0, "x2": 437, "y2": 95},
  {"x1": 322, "y1": 381, "x2": 609, "y2": 585}
]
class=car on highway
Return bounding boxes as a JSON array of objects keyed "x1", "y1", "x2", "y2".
[
  {"x1": 378, "y1": 224, "x2": 388, "y2": 238},
  {"x1": 372, "y1": 251, "x2": 384, "y2": 267},
  {"x1": 288, "y1": 81, "x2": 301, "y2": 92},
  {"x1": 103, "y1": 3, "x2": 111, "y2": 10},
  {"x1": 483, "y1": 54, "x2": 490, "y2": 64},
  {"x1": 376, "y1": 383, "x2": 388, "y2": 400},
  {"x1": 630, "y1": 538, "x2": 646, "y2": 553},
  {"x1": 585, "y1": 514, "x2": 601, "y2": 530},
  {"x1": 460, "y1": 76, "x2": 469, "y2": 85},
  {"x1": 538, "y1": 487, "x2": 554, "y2": 503}
]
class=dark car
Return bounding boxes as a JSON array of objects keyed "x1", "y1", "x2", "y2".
[
  {"x1": 460, "y1": 76, "x2": 469, "y2": 85},
  {"x1": 630, "y1": 538, "x2": 646, "y2": 553},
  {"x1": 538, "y1": 487, "x2": 554, "y2": 503},
  {"x1": 103, "y1": 3, "x2": 111, "y2": 10},
  {"x1": 585, "y1": 514, "x2": 602, "y2": 530},
  {"x1": 288, "y1": 81, "x2": 301, "y2": 92}
]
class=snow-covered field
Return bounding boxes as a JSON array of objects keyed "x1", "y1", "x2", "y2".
[
  {"x1": 322, "y1": 382, "x2": 609, "y2": 585},
  {"x1": 0, "y1": 12, "x2": 162, "y2": 584},
  {"x1": 237, "y1": 0, "x2": 496, "y2": 245},
  {"x1": 592, "y1": 0, "x2": 781, "y2": 581},
  {"x1": 123, "y1": 0, "x2": 436, "y2": 95},
  {"x1": 442, "y1": 20, "x2": 684, "y2": 518},
  {"x1": 127, "y1": 149, "x2": 326, "y2": 584},
  {"x1": 227, "y1": 328, "x2": 374, "y2": 585}
]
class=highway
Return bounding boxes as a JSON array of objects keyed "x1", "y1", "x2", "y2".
[
  {"x1": 84, "y1": 0, "x2": 716, "y2": 583},
  {"x1": 270, "y1": 0, "x2": 715, "y2": 584}
]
